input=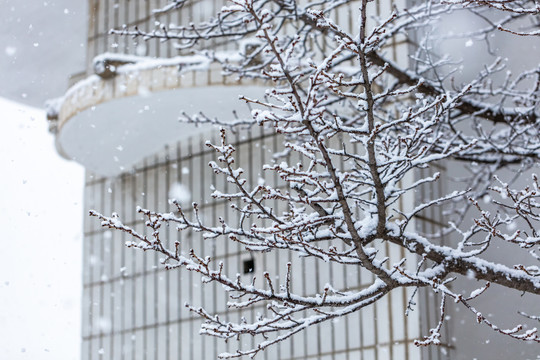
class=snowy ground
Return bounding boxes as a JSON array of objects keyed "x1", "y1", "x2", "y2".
[{"x1": 0, "y1": 97, "x2": 84, "y2": 359}]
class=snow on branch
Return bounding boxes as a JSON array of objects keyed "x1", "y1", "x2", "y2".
[{"x1": 93, "y1": 0, "x2": 540, "y2": 356}]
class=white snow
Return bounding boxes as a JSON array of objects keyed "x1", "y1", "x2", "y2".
[
  {"x1": 5, "y1": 46, "x2": 16, "y2": 56},
  {"x1": 169, "y1": 182, "x2": 191, "y2": 206},
  {"x1": 0, "y1": 97, "x2": 84, "y2": 360}
]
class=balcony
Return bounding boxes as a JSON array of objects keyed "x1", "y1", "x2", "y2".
[{"x1": 47, "y1": 53, "x2": 264, "y2": 176}]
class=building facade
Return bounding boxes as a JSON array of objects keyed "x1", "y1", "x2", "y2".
[{"x1": 48, "y1": 1, "x2": 455, "y2": 359}]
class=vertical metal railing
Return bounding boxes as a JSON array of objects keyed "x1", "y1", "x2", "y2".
[
  {"x1": 81, "y1": 124, "x2": 427, "y2": 359},
  {"x1": 78, "y1": 1, "x2": 441, "y2": 359}
]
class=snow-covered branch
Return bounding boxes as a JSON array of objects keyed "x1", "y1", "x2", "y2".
[{"x1": 93, "y1": 0, "x2": 540, "y2": 356}]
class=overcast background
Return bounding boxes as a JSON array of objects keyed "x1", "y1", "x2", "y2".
[
  {"x1": 0, "y1": 1, "x2": 87, "y2": 359},
  {"x1": 1, "y1": 0, "x2": 86, "y2": 107}
]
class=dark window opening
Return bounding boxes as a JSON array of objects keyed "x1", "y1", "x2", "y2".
[{"x1": 243, "y1": 259, "x2": 255, "y2": 274}]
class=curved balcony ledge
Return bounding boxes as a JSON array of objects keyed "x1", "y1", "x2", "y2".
[{"x1": 49, "y1": 54, "x2": 265, "y2": 177}]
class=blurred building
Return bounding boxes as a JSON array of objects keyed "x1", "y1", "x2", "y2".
[{"x1": 47, "y1": 1, "x2": 452, "y2": 359}]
